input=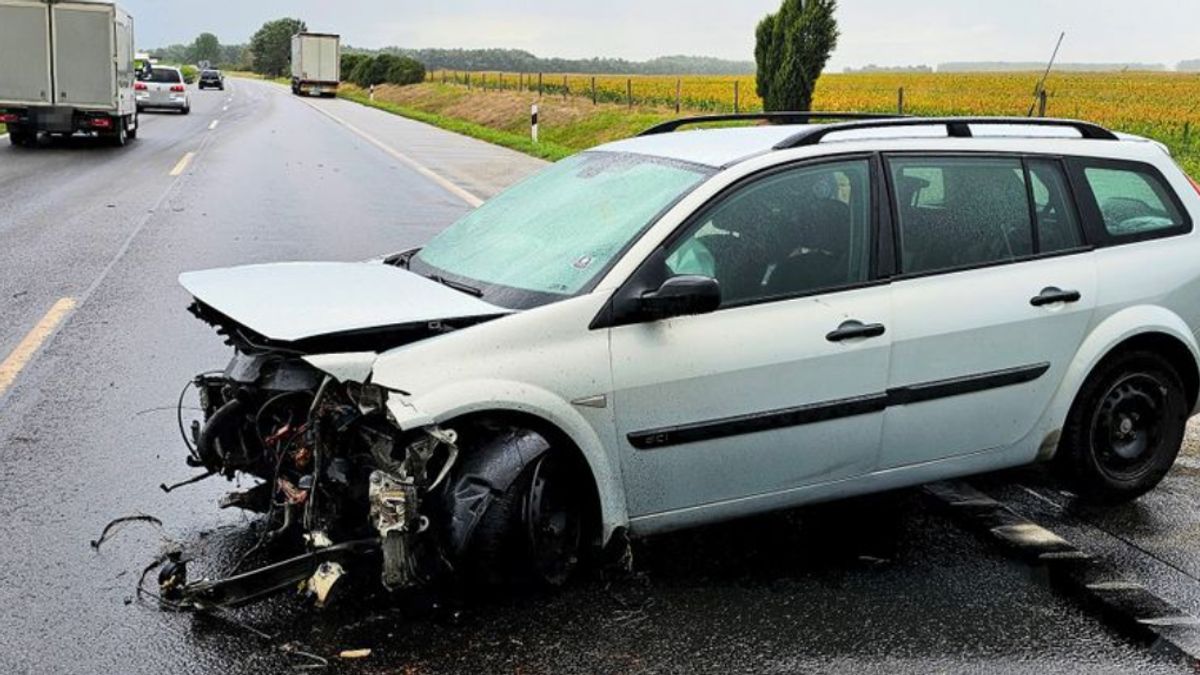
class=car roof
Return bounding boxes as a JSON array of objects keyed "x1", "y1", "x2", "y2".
[
  {"x1": 591, "y1": 121, "x2": 1161, "y2": 169},
  {"x1": 594, "y1": 125, "x2": 806, "y2": 168}
]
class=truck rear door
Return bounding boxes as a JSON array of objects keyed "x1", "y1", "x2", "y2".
[
  {"x1": 0, "y1": 0, "x2": 52, "y2": 106},
  {"x1": 51, "y1": 2, "x2": 116, "y2": 109}
]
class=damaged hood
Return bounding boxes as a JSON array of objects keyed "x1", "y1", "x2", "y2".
[{"x1": 179, "y1": 262, "x2": 510, "y2": 343}]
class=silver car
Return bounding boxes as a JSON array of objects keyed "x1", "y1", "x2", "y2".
[{"x1": 135, "y1": 66, "x2": 190, "y2": 114}]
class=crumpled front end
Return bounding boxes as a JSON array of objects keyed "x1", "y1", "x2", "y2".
[{"x1": 168, "y1": 349, "x2": 463, "y2": 609}]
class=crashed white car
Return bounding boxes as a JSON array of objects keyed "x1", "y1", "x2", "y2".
[{"x1": 169, "y1": 115, "x2": 1200, "y2": 607}]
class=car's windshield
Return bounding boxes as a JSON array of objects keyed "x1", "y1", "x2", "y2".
[
  {"x1": 148, "y1": 68, "x2": 182, "y2": 83},
  {"x1": 410, "y1": 152, "x2": 711, "y2": 309}
]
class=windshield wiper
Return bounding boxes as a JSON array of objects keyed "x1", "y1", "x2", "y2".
[{"x1": 426, "y1": 274, "x2": 484, "y2": 298}]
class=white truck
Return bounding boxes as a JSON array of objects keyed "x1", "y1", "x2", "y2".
[
  {"x1": 290, "y1": 32, "x2": 340, "y2": 97},
  {"x1": 0, "y1": 0, "x2": 139, "y2": 147}
]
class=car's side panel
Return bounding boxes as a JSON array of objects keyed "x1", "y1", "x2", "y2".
[
  {"x1": 1032, "y1": 305, "x2": 1200, "y2": 464},
  {"x1": 881, "y1": 253, "x2": 1098, "y2": 469},
  {"x1": 374, "y1": 293, "x2": 630, "y2": 541}
]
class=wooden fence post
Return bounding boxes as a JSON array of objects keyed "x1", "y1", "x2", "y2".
[
  {"x1": 1037, "y1": 89, "x2": 1048, "y2": 117},
  {"x1": 734, "y1": 81, "x2": 740, "y2": 114},
  {"x1": 563, "y1": 75, "x2": 568, "y2": 99},
  {"x1": 675, "y1": 79, "x2": 681, "y2": 114},
  {"x1": 591, "y1": 76, "x2": 597, "y2": 105},
  {"x1": 898, "y1": 87, "x2": 905, "y2": 115},
  {"x1": 627, "y1": 78, "x2": 633, "y2": 109},
  {"x1": 538, "y1": 72, "x2": 543, "y2": 98}
]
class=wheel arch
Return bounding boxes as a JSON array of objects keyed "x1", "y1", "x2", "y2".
[
  {"x1": 1039, "y1": 305, "x2": 1200, "y2": 460},
  {"x1": 387, "y1": 382, "x2": 629, "y2": 544}
]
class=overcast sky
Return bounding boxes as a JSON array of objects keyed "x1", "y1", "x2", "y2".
[{"x1": 123, "y1": 0, "x2": 1200, "y2": 69}]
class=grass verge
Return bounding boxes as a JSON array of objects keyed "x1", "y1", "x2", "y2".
[{"x1": 337, "y1": 85, "x2": 575, "y2": 161}]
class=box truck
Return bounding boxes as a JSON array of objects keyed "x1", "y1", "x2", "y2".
[
  {"x1": 0, "y1": 0, "x2": 138, "y2": 147},
  {"x1": 291, "y1": 32, "x2": 340, "y2": 97}
]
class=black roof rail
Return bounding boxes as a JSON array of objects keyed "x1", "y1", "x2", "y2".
[
  {"x1": 773, "y1": 116, "x2": 1119, "y2": 149},
  {"x1": 639, "y1": 112, "x2": 906, "y2": 137}
]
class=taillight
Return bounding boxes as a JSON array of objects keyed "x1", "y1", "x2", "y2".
[
  {"x1": 170, "y1": 85, "x2": 185, "y2": 92},
  {"x1": 0, "y1": 113, "x2": 17, "y2": 123},
  {"x1": 134, "y1": 82, "x2": 147, "y2": 91},
  {"x1": 90, "y1": 117, "x2": 113, "y2": 129}
]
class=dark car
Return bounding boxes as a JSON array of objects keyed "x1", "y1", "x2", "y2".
[{"x1": 198, "y1": 69, "x2": 225, "y2": 90}]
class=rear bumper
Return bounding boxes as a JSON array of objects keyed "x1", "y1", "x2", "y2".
[
  {"x1": 0, "y1": 106, "x2": 120, "y2": 133},
  {"x1": 294, "y1": 80, "x2": 339, "y2": 95}
]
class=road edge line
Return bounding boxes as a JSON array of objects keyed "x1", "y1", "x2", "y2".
[
  {"x1": 925, "y1": 480, "x2": 1200, "y2": 664},
  {"x1": 294, "y1": 97, "x2": 485, "y2": 208}
]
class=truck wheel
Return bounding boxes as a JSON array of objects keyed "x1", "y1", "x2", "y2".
[
  {"x1": 443, "y1": 429, "x2": 586, "y2": 589},
  {"x1": 111, "y1": 119, "x2": 127, "y2": 147},
  {"x1": 126, "y1": 115, "x2": 138, "y2": 140},
  {"x1": 1058, "y1": 350, "x2": 1188, "y2": 504},
  {"x1": 9, "y1": 127, "x2": 33, "y2": 148}
]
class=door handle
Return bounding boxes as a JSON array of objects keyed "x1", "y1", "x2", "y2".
[
  {"x1": 826, "y1": 320, "x2": 886, "y2": 343},
  {"x1": 1030, "y1": 287, "x2": 1081, "y2": 307}
]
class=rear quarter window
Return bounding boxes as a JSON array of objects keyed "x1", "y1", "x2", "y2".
[{"x1": 1071, "y1": 159, "x2": 1191, "y2": 243}]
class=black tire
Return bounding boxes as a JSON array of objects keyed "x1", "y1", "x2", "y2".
[
  {"x1": 110, "y1": 118, "x2": 127, "y2": 147},
  {"x1": 180, "y1": 105, "x2": 190, "y2": 115},
  {"x1": 1059, "y1": 350, "x2": 1188, "y2": 503},
  {"x1": 126, "y1": 115, "x2": 138, "y2": 140},
  {"x1": 9, "y1": 127, "x2": 33, "y2": 148},
  {"x1": 452, "y1": 442, "x2": 585, "y2": 589}
]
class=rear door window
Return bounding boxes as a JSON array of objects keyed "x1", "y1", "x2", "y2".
[
  {"x1": 888, "y1": 157, "x2": 1033, "y2": 274},
  {"x1": 1029, "y1": 159, "x2": 1084, "y2": 253},
  {"x1": 1080, "y1": 163, "x2": 1187, "y2": 237}
]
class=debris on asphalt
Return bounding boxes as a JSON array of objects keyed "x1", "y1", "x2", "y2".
[
  {"x1": 338, "y1": 648, "x2": 372, "y2": 659},
  {"x1": 89, "y1": 514, "x2": 164, "y2": 551}
]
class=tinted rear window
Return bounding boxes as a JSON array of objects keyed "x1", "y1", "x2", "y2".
[
  {"x1": 1083, "y1": 165, "x2": 1185, "y2": 236},
  {"x1": 148, "y1": 68, "x2": 182, "y2": 83}
]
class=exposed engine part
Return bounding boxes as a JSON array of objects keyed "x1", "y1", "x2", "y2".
[
  {"x1": 304, "y1": 562, "x2": 346, "y2": 608},
  {"x1": 369, "y1": 470, "x2": 428, "y2": 590}
]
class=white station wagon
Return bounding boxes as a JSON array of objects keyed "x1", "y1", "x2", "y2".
[{"x1": 167, "y1": 115, "x2": 1200, "y2": 607}]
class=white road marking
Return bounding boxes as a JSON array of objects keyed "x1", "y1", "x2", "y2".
[
  {"x1": 0, "y1": 298, "x2": 77, "y2": 397},
  {"x1": 169, "y1": 151, "x2": 195, "y2": 176},
  {"x1": 209, "y1": 120, "x2": 220, "y2": 130},
  {"x1": 0, "y1": 133, "x2": 8, "y2": 140},
  {"x1": 296, "y1": 97, "x2": 484, "y2": 208}
]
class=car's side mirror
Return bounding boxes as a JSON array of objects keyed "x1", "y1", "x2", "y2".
[{"x1": 637, "y1": 275, "x2": 721, "y2": 321}]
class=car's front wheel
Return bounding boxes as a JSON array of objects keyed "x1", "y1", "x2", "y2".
[
  {"x1": 443, "y1": 430, "x2": 586, "y2": 589},
  {"x1": 1059, "y1": 350, "x2": 1188, "y2": 503}
]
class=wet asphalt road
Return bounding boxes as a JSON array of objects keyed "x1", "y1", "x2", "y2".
[{"x1": 0, "y1": 78, "x2": 1198, "y2": 674}]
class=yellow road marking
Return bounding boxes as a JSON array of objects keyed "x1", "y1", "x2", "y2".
[
  {"x1": 0, "y1": 297, "x2": 77, "y2": 397},
  {"x1": 169, "y1": 151, "x2": 195, "y2": 176}
]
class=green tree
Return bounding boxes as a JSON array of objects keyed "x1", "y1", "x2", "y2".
[
  {"x1": 189, "y1": 32, "x2": 221, "y2": 66},
  {"x1": 385, "y1": 56, "x2": 426, "y2": 86},
  {"x1": 754, "y1": 0, "x2": 839, "y2": 112},
  {"x1": 249, "y1": 17, "x2": 306, "y2": 77},
  {"x1": 340, "y1": 53, "x2": 367, "y2": 81},
  {"x1": 350, "y1": 54, "x2": 402, "y2": 87}
]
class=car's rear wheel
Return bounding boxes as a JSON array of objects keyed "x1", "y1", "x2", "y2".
[{"x1": 1059, "y1": 350, "x2": 1188, "y2": 503}]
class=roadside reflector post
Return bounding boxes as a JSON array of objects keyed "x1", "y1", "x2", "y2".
[
  {"x1": 369, "y1": 84, "x2": 375, "y2": 101},
  {"x1": 531, "y1": 104, "x2": 539, "y2": 144},
  {"x1": 898, "y1": 87, "x2": 904, "y2": 115}
]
